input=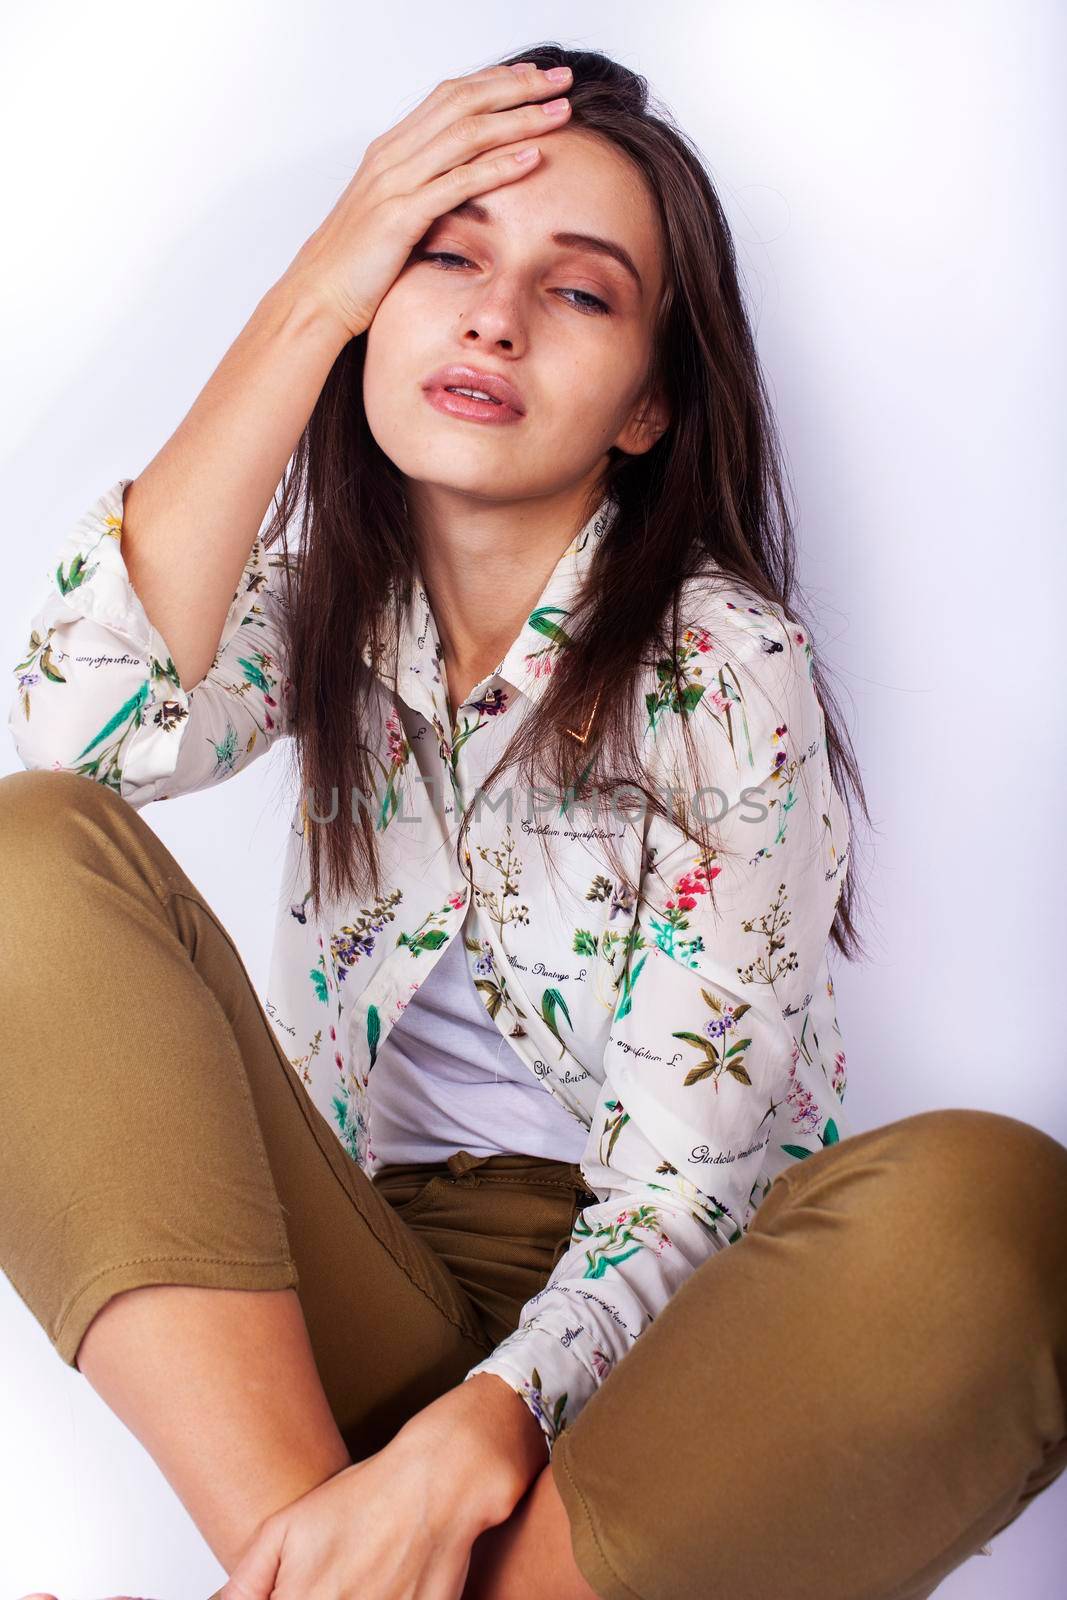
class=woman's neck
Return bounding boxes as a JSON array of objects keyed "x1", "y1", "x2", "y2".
[{"x1": 408, "y1": 482, "x2": 599, "y2": 717}]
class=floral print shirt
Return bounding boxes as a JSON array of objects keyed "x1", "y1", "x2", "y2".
[{"x1": 9, "y1": 479, "x2": 851, "y2": 1459}]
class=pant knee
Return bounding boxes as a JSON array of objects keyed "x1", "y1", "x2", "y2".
[
  {"x1": 895, "y1": 1109, "x2": 1067, "y2": 1324},
  {"x1": 0, "y1": 768, "x2": 149, "y2": 927},
  {"x1": 789, "y1": 1109, "x2": 1067, "y2": 1303},
  {"x1": 903, "y1": 1106, "x2": 1067, "y2": 1207},
  {"x1": 0, "y1": 766, "x2": 123, "y2": 849}
]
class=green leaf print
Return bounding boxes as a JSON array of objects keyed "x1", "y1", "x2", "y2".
[
  {"x1": 331, "y1": 1092, "x2": 361, "y2": 1163},
  {"x1": 527, "y1": 606, "x2": 574, "y2": 647},
  {"x1": 540, "y1": 987, "x2": 573, "y2": 1057},
  {"x1": 39, "y1": 645, "x2": 67, "y2": 684},
  {"x1": 74, "y1": 680, "x2": 150, "y2": 760},
  {"x1": 376, "y1": 772, "x2": 401, "y2": 830},
  {"x1": 212, "y1": 724, "x2": 240, "y2": 777},
  {"x1": 55, "y1": 551, "x2": 91, "y2": 595},
  {"x1": 13, "y1": 627, "x2": 67, "y2": 724},
  {"x1": 781, "y1": 1117, "x2": 839, "y2": 1161},
  {"x1": 613, "y1": 949, "x2": 648, "y2": 1021},
  {"x1": 235, "y1": 653, "x2": 273, "y2": 694},
  {"x1": 572, "y1": 1201, "x2": 659, "y2": 1278},
  {"x1": 367, "y1": 1004, "x2": 381, "y2": 1069},
  {"x1": 601, "y1": 1097, "x2": 630, "y2": 1165},
  {"x1": 396, "y1": 927, "x2": 449, "y2": 957}
]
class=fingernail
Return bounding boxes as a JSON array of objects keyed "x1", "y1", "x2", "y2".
[{"x1": 546, "y1": 65, "x2": 572, "y2": 81}]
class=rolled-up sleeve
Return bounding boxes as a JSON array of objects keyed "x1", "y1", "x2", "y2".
[{"x1": 8, "y1": 478, "x2": 292, "y2": 807}]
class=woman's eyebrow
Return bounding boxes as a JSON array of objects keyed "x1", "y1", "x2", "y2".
[{"x1": 441, "y1": 198, "x2": 644, "y2": 295}]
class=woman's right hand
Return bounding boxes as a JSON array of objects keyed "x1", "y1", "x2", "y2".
[{"x1": 278, "y1": 60, "x2": 575, "y2": 344}]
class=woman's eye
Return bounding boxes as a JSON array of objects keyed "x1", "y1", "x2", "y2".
[{"x1": 414, "y1": 251, "x2": 612, "y2": 317}]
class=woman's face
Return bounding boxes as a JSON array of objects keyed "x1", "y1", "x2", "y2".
[{"x1": 362, "y1": 126, "x2": 668, "y2": 505}]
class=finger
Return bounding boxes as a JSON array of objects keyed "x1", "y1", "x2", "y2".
[
  {"x1": 373, "y1": 61, "x2": 571, "y2": 178},
  {"x1": 376, "y1": 60, "x2": 536, "y2": 147},
  {"x1": 383, "y1": 106, "x2": 572, "y2": 237},
  {"x1": 213, "y1": 1516, "x2": 284, "y2": 1600}
]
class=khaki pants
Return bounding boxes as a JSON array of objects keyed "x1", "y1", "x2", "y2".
[{"x1": 1, "y1": 768, "x2": 1065, "y2": 1600}]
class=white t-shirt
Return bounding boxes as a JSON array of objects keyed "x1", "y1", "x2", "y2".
[{"x1": 369, "y1": 905, "x2": 588, "y2": 1167}]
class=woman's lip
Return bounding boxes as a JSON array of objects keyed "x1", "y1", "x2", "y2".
[{"x1": 422, "y1": 385, "x2": 525, "y2": 425}]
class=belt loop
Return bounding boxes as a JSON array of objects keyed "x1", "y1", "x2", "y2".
[{"x1": 446, "y1": 1149, "x2": 488, "y2": 1180}]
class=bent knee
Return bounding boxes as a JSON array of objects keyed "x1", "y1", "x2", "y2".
[
  {"x1": 0, "y1": 768, "x2": 132, "y2": 898},
  {"x1": 887, "y1": 1107, "x2": 1067, "y2": 1275},
  {"x1": 0, "y1": 766, "x2": 125, "y2": 839},
  {"x1": 903, "y1": 1106, "x2": 1067, "y2": 1193}
]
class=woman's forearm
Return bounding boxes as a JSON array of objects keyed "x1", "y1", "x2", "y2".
[{"x1": 119, "y1": 278, "x2": 351, "y2": 692}]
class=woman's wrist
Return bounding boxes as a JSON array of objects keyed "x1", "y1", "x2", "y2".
[
  {"x1": 394, "y1": 1372, "x2": 548, "y2": 1530},
  {"x1": 458, "y1": 1371, "x2": 550, "y2": 1481}
]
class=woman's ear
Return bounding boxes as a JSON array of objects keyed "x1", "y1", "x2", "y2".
[{"x1": 614, "y1": 385, "x2": 671, "y2": 457}]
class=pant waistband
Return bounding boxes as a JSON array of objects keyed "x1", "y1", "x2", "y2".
[{"x1": 376, "y1": 1148, "x2": 596, "y2": 1200}]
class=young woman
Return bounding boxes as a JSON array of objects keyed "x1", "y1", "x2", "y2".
[{"x1": 5, "y1": 42, "x2": 1067, "y2": 1600}]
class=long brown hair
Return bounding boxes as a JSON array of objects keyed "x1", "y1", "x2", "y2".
[{"x1": 264, "y1": 39, "x2": 872, "y2": 963}]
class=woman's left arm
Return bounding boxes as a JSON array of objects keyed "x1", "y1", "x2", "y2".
[
  {"x1": 458, "y1": 600, "x2": 853, "y2": 1458},
  {"x1": 217, "y1": 1374, "x2": 547, "y2": 1600}
]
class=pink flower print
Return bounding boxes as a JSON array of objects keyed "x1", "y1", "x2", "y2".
[
  {"x1": 787, "y1": 1072, "x2": 821, "y2": 1134},
  {"x1": 530, "y1": 651, "x2": 555, "y2": 680},
  {"x1": 682, "y1": 624, "x2": 714, "y2": 654},
  {"x1": 395, "y1": 981, "x2": 420, "y2": 1015},
  {"x1": 591, "y1": 1347, "x2": 614, "y2": 1380},
  {"x1": 334, "y1": 1051, "x2": 344, "y2": 1072},
  {"x1": 831, "y1": 1051, "x2": 847, "y2": 1097},
  {"x1": 665, "y1": 861, "x2": 717, "y2": 913},
  {"x1": 385, "y1": 709, "x2": 407, "y2": 767},
  {"x1": 447, "y1": 890, "x2": 467, "y2": 911},
  {"x1": 794, "y1": 630, "x2": 806, "y2": 645},
  {"x1": 707, "y1": 687, "x2": 730, "y2": 714}
]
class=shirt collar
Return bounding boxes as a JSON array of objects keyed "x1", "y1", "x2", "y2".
[{"x1": 361, "y1": 492, "x2": 619, "y2": 726}]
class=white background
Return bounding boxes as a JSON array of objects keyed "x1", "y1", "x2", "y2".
[{"x1": 2, "y1": 1, "x2": 1064, "y2": 1594}]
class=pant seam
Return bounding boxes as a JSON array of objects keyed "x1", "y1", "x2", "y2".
[
  {"x1": 161, "y1": 888, "x2": 294, "y2": 1265},
  {"x1": 552, "y1": 1436, "x2": 647, "y2": 1600},
  {"x1": 455, "y1": 1174, "x2": 592, "y2": 1194}
]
